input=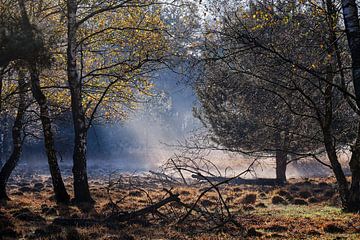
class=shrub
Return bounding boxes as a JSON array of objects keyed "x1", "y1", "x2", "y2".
[
  {"x1": 255, "y1": 202, "x2": 267, "y2": 208},
  {"x1": 243, "y1": 205, "x2": 255, "y2": 211},
  {"x1": 266, "y1": 225, "x2": 288, "y2": 232},
  {"x1": 289, "y1": 185, "x2": 300, "y2": 192},
  {"x1": 271, "y1": 195, "x2": 288, "y2": 205},
  {"x1": 259, "y1": 192, "x2": 267, "y2": 198},
  {"x1": 298, "y1": 190, "x2": 312, "y2": 199},
  {"x1": 323, "y1": 224, "x2": 345, "y2": 233},
  {"x1": 277, "y1": 190, "x2": 290, "y2": 197},
  {"x1": 129, "y1": 190, "x2": 143, "y2": 197},
  {"x1": 318, "y1": 182, "x2": 331, "y2": 188},
  {"x1": 308, "y1": 197, "x2": 319, "y2": 203},
  {"x1": 241, "y1": 193, "x2": 257, "y2": 204},
  {"x1": 292, "y1": 198, "x2": 308, "y2": 205},
  {"x1": 323, "y1": 190, "x2": 335, "y2": 198},
  {"x1": 200, "y1": 199, "x2": 215, "y2": 207},
  {"x1": 247, "y1": 227, "x2": 263, "y2": 237}
]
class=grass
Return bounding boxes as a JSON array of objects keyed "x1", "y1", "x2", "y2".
[
  {"x1": 255, "y1": 205, "x2": 345, "y2": 219},
  {"x1": 1, "y1": 176, "x2": 360, "y2": 239}
]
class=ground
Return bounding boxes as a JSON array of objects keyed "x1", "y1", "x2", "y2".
[{"x1": 1, "y1": 169, "x2": 360, "y2": 239}]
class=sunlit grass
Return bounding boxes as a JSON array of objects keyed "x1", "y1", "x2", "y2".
[{"x1": 255, "y1": 205, "x2": 347, "y2": 218}]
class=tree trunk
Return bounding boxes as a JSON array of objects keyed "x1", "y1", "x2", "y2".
[
  {"x1": 340, "y1": 0, "x2": 360, "y2": 108},
  {"x1": 347, "y1": 122, "x2": 360, "y2": 212},
  {"x1": 17, "y1": 0, "x2": 71, "y2": 204},
  {"x1": 0, "y1": 70, "x2": 3, "y2": 168},
  {"x1": 323, "y1": 130, "x2": 350, "y2": 207},
  {"x1": 0, "y1": 118, "x2": 13, "y2": 172},
  {"x1": 274, "y1": 129, "x2": 289, "y2": 184},
  {"x1": 339, "y1": 0, "x2": 360, "y2": 212},
  {"x1": 0, "y1": 125, "x2": 3, "y2": 168},
  {"x1": 29, "y1": 68, "x2": 70, "y2": 204},
  {"x1": 322, "y1": 77, "x2": 350, "y2": 208},
  {"x1": 320, "y1": 0, "x2": 351, "y2": 209},
  {"x1": 2, "y1": 117, "x2": 11, "y2": 163},
  {"x1": 321, "y1": 72, "x2": 350, "y2": 208},
  {"x1": 275, "y1": 149, "x2": 287, "y2": 184},
  {"x1": 67, "y1": 0, "x2": 93, "y2": 203},
  {"x1": 0, "y1": 72, "x2": 26, "y2": 200}
]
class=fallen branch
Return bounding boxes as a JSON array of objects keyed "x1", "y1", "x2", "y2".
[
  {"x1": 191, "y1": 175, "x2": 285, "y2": 186},
  {"x1": 53, "y1": 191, "x2": 180, "y2": 227},
  {"x1": 106, "y1": 191, "x2": 180, "y2": 222},
  {"x1": 149, "y1": 170, "x2": 181, "y2": 185}
]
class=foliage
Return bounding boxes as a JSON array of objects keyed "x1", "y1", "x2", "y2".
[{"x1": 195, "y1": 0, "x2": 357, "y2": 160}]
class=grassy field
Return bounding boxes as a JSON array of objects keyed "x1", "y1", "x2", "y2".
[{"x1": 0, "y1": 175, "x2": 360, "y2": 239}]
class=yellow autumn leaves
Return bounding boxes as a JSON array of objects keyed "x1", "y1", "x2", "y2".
[
  {"x1": 77, "y1": 4, "x2": 168, "y2": 120},
  {"x1": 1, "y1": 0, "x2": 169, "y2": 122}
]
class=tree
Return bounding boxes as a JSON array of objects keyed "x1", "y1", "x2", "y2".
[
  {"x1": 196, "y1": 0, "x2": 358, "y2": 207},
  {"x1": 0, "y1": 0, "x2": 70, "y2": 203},
  {"x1": 195, "y1": 67, "x2": 318, "y2": 183},
  {"x1": 1, "y1": 0, "x2": 174, "y2": 204},
  {"x1": 340, "y1": 0, "x2": 360, "y2": 211},
  {"x1": 17, "y1": 0, "x2": 70, "y2": 203},
  {"x1": 65, "y1": 0, "x2": 169, "y2": 203},
  {"x1": 0, "y1": 69, "x2": 28, "y2": 200}
]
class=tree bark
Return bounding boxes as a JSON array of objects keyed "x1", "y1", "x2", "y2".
[
  {"x1": 321, "y1": 73, "x2": 351, "y2": 205},
  {"x1": 0, "y1": 71, "x2": 26, "y2": 200},
  {"x1": 274, "y1": 130, "x2": 289, "y2": 184},
  {"x1": 1, "y1": 117, "x2": 11, "y2": 164},
  {"x1": 323, "y1": 129, "x2": 350, "y2": 207},
  {"x1": 320, "y1": 0, "x2": 351, "y2": 210},
  {"x1": 321, "y1": 70, "x2": 350, "y2": 208},
  {"x1": 67, "y1": 0, "x2": 93, "y2": 203},
  {"x1": 29, "y1": 68, "x2": 70, "y2": 204},
  {"x1": 339, "y1": 0, "x2": 360, "y2": 212},
  {"x1": 0, "y1": 125, "x2": 3, "y2": 167},
  {"x1": 346, "y1": 122, "x2": 360, "y2": 212},
  {"x1": 0, "y1": 70, "x2": 3, "y2": 167},
  {"x1": 340, "y1": 0, "x2": 360, "y2": 108},
  {"x1": 275, "y1": 149, "x2": 287, "y2": 184}
]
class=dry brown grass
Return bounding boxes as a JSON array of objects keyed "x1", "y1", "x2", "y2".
[{"x1": 1, "y1": 177, "x2": 360, "y2": 239}]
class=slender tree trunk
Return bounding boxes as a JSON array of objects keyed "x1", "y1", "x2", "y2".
[
  {"x1": 2, "y1": 117, "x2": 11, "y2": 162},
  {"x1": 67, "y1": 0, "x2": 93, "y2": 203},
  {"x1": 320, "y1": 0, "x2": 351, "y2": 209},
  {"x1": 340, "y1": 0, "x2": 360, "y2": 107},
  {"x1": 274, "y1": 129, "x2": 289, "y2": 184},
  {"x1": 275, "y1": 149, "x2": 287, "y2": 184},
  {"x1": 17, "y1": 0, "x2": 71, "y2": 204},
  {"x1": 348, "y1": 123, "x2": 360, "y2": 212},
  {"x1": 322, "y1": 72, "x2": 350, "y2": 208},
  {"x1": 0, "y1": 72, "x2": 26, "y2": 200},
  {"x1": 339, "y1": 0, "x2": 360, "y2": 212},
  {"x1": 0, "y1": 70, "x2": 3, "y2": 167},
  {"x1": 29, "y1": 68, "x2": 70, "y2": 204},
  {"x1": 323, "y1": 129, "x2": 350, "y2": 206},
  {"x1": 0, "y1": 126, "x2": 3, "y2": 167}
]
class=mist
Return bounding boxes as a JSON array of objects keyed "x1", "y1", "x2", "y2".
[
  {"x1": 19, "y1": 69, "x2": 201, "y2": 173},
  {"x1": 12, "y1": 69, "x2": 350, "y2": 179}
]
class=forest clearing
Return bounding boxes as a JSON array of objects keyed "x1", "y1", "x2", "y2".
[
  {"x1": 1, "y1": 166, "x2": 360, "y2": 239},
  {"x1": 2, "y1": 0, "x2": 360, "y2": 239}
]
